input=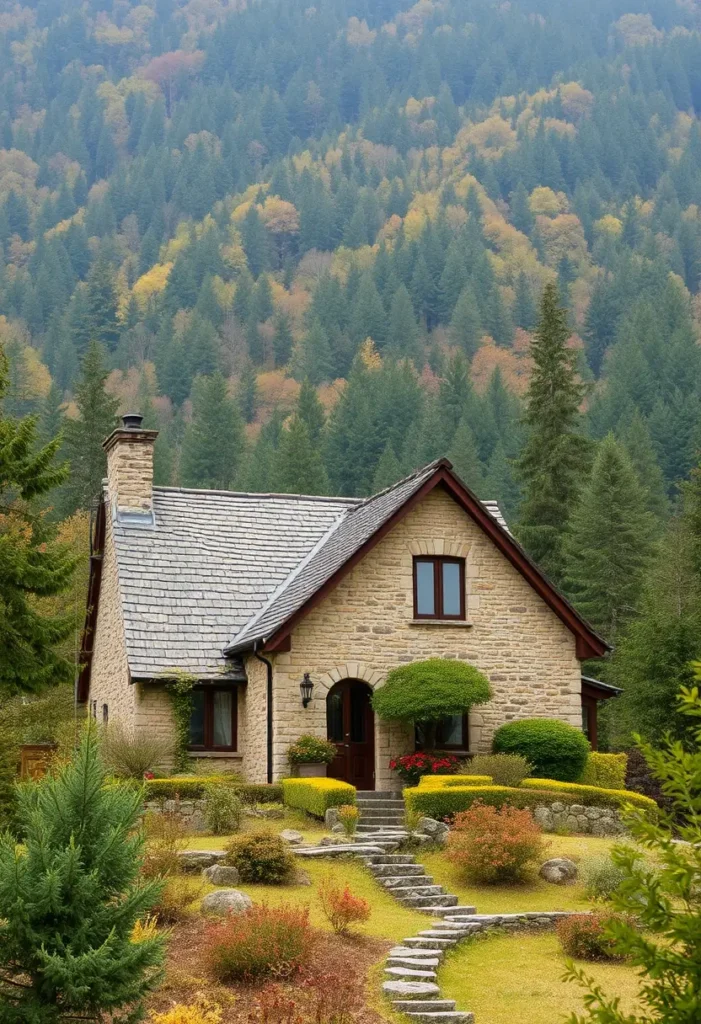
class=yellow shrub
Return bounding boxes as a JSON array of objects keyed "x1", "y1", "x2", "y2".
[
  {"x1": 417, "y1": 774, "x2": 492, "y2": 788},
  {"x1": 282, "y1": 777, "x2": 356, "y2": 818},
  {"x1": 579, "y1": 752, "x2": 628, "y2": 790},
  {"x1": 520, "y1": 777, "x2": 655, "y2": 813},
  {"x1": 150, "y1": 1000, "x2": 222, "y2": 1024},
  {"x1": 131, "y1": 916, "x2": 159, "y2": 943}
]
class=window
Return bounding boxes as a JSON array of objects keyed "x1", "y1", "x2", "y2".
[
  {"x1": 102, "y1": 704, "x2": 109, "y2": 726},
  {"x1": 413, "y1": 556, "x2": 465, "y2": 620},
  {"x1": 415, "y1": 713, "x2": 469, "y2": 751},
  {"x1": 188, "y1": 687, "x2": 237, "y2": 751}
]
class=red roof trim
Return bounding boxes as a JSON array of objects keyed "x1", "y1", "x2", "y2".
[{"x1": 264, "y1": 463, "x2": 609, "y2": 660}]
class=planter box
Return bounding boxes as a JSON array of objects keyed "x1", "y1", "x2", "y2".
[{"x1": 297, "y1": 762, "x2": 328, "y2": 778}]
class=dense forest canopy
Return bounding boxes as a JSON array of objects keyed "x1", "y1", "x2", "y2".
[{"x1": 4, "y1": 0, "x2": 701, "y2": 741}]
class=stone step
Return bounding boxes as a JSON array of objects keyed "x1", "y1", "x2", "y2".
[
  {"x1": 296, "y1": 845, "x2": 386, "y2": 857},
  {"x1": 418, "y1": 930, "x2": 465, "y2": 940},
  {"x1": 403, "y1": 936, "x2": 457, "y2": 949},
  {"x1": 382, "y1": 981, "x2": 441, "y2": 999},
  {"x1": 404, "y1": 1013, "x2": 474, "y2": 1024},
  {"x1": 365, "y1": 854, "x2": 415, "y2": 865},
  {"x1": 387, "y1": 956, "x2": 441, "y2": 969},
  {"x1": 428, "y1": 905, "x2": 477, "y2": 917},
  {"x1": 371, "y1": 862, "x2": 426, "y2": 876},
  {"x1": 356, "y1": 800, "x2": 405, "y2": 809},
  {"x1": 389, "y1": 947, "x2": 445, "y2": 960},
  {"x1": 356, "y1": 791, "x2": 401, "y2": 800},
  {"x1": 357, "y1": 822, "x2": 407, "y2": 830},
  {"x1": 380, "y1": 876, "x2": 434, "y2": 890},
  {"x1": 392, "y1": 1001, "x2": 456, "y2": 1014},
  {"x1": 429, "y1": 916, "x2": 479, "y2": 929},
  {"x1": 359, "y1": 807, "x2": 406, "y2": 816},
  {"x1": 390, "y1": 884, "x2": 445, "y2": 898},
  {"x1": 385, "y1": 967, "x2": 437, "y2": 981},
  {"x1": 399, "y1": 894, "x2": 458, "y2": 908}
]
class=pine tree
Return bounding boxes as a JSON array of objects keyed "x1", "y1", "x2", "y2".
[
  {"x1": 448, "y1": 417, "x2": 485, "y2": 495},
  {"x1": 237, "y1": 361, "x2": 258, "y2": 423},
  {"x1": 517, "y1": 282, "x2": 591, "y2": 584},
  {"x1": 297, "y1": 378, "x2": 325, "y2": 445},
  {"x1": 85, "y1": 251, "x2": 120, "y2": 351},
  {"x1": 0, "y1": 348, "x2": 76, "y2": 696},
  {"x1": 292, "y1": 319, "x2": 335, "y2": 385},
  {"x1": 274, "y1": 415, "x2": 329, "y2": 494},
  {"x1": 484, "y1": 440, "x2": 521, "y2": 519},
  {"x1": 450, "y1": 285, "x2": 483, "y2": 358},
  {"x1": 272, "y1": 310, "x2": 294, "y2": 366},
  {"x1": 372, "y1": 441, "x2": 402, "y2": 492},
  {"x1": 513, "y1": 272, "x2": 537, "y2": 331},
  {"x1": 621, "y1": 411, "x2": 669, "y2": 522},
  {"x1": 350, "y1": 274, "x2": 386, "y2": 346},
  {"x1": 565, "y1": 434, "x2": 655, "y2": 640},
  {"x1": 180, "y1": 373, "x2": 245, "y2": 489},
  {"x1": 0, "y1": 729, "x2": 165, "y2": 1020},
  {"x1": 58, "y1": 341, "x2": 119, "y2": 516},
  {"x1": 386, "y1": 284, "x2": 419, "y2": 360}
]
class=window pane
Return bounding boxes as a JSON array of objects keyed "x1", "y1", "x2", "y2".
[
  {"x1": 438, "y1": 714, "x2": 464, "y2": 747},
  {"x1": 415, "y1": 560, "x2": 435, "y2": 615},
  {"x1": 213, "y1": 691, "x2": 233, "y2": 746},
  {"x1": 582, "y1": 707, "x2": 590, "y2": 738},
  {"x1": 189, "y1": 690, "x2": 205, "y2": 746},
  {"x1": 350, "y1": 685, "x2": 367, "y2": 743},
  {"x1": 327, "y1": 691, "x2": 343, "y2": 742},
  {"x1": 442, "y1": 562, "x2": 461, "y2": 616}
]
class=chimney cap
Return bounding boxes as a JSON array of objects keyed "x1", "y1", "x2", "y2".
[{"x1": 122, "y1": 413, "x2": 144, "y2": 430}]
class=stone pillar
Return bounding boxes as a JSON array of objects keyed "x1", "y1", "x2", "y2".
[{"x1": 103, "y1": 414, "x2": 158, "y2": 517}]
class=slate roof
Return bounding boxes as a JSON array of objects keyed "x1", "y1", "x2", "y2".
[{"x1": 108, "y1": 460, "x2": 510, "y2": 679}]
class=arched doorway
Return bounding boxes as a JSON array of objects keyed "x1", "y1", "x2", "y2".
[{"x1": 326, "y1": 679, "x2": 375, "y2": 790}]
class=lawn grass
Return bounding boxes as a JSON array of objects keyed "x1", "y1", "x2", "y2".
[
  {"x1": 439, "y1": 932, "x2": 642, "y2": 1024},
  {"x1": 182, "y1": 807, "x2": 327, "y2": 848},
  {"x1": 418, "y1": 834, "x2": 619, "y2": 913}
]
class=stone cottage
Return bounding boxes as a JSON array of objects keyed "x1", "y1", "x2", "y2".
[{"x1": 78, "y1": 415, "x2": 615, "y2": 790}]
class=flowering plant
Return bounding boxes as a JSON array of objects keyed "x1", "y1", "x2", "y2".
[{"x1": 389, "y1": 751, "x2": 460, "y2": 786}]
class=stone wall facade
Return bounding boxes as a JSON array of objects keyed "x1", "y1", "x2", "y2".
[{"x1": 534, "y1": 801, "x2": 627, "y2": 836}]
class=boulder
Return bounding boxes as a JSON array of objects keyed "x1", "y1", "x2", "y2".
[
  {"x1": 178, "y1": 849, "x2": 227, "y2": 872},
  {"x1": 539, "y1": 857, "x2": 578, "y2": 884},
  {"x1": 416, "y1": 817, "x2": 449, "y2": 837},
  {"x1": 280, "y1": 829, "x2": 304, "y2": 845},
  {"x1": 325, "y1": 807, "x2": 340, "y2": 829},
  {"x1": 319, "y1": 834, "x2": 349, "y2": 846},
  {"x1": 293, "y1": 869, "x2": 312, "y2": 885},
  {"x1": 202, "y1": 864, "x2": 240, "y2": 885},
  {"x1": 201, "y1": 889, "x2": 253, "y2": 916}
]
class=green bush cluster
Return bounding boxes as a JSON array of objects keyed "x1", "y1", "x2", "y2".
[
  {"x1": 282, "y1": 777, "x2": 356, "y2": 818},
  {"x1": 519, "y1": 778, "x2": 656, "y2": 813},
  {"x1": 579, "y1": 752, "x2": 628, "y2": 790},
  {"x1": 468, "y1": 753, "x2": 533, "y2": 787},
  {"x1": 141, "y1": 777, "x2": 283, "y2": 802},
  {"x1": 204, "y1": 785, "x2": 243, "y2": 835},
  {"x1": 223, "y1": 830, "x2": 295, "y2": 883},
  {"x1": 492, "y1": 718, "x2": 590, "y2": 782},
  {"x1": 286, "y1": 734, "x2": 338, "y2": 766},
  {"x1": 580, "y1": 854, "x2": 631, "y2": 902}
]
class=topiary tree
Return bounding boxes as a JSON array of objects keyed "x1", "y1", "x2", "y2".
[
  {"x1": 0, "y1": 728, "x2": 165, "y2": 1023},
  {"x1": 372, "y1": 659, "x2": 492, "y2": 751},
  {"x1": 492, "y1": 718, "x2": 590, "y2": 782}
]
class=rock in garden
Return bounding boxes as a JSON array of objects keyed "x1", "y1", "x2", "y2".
[
  {"x1": 177, "y1": 849, "x2": 227, "y2": 872},
  {"x1": 325, "y1": 807, "x2": 340, "y2": 829},
  {"x1": 201, "y1": 889, "x2": 253, "y2": 915},
  {"x1": 539, "y1": 858, "x2": 578, "y2": 884},
  {"x1": 417, "y1": 817, "x2": 450, "y2": 837},
  {"x1": 280, "y1": 829, "x2": 304, "y2": 845},
  {"x1": 319, "y1": 834, "x2": 349, "y2": 846},
  {"x1": 331, "y1": 823, "x2": 345, "y2": 833},
  {"x1": 202, "y1": 864, "x2": 240, "y2": 885},
  {"x1": 293, "y1": 869, "x2": 312, "y2": 885},
  {"x1": 382, "y1": 981, "x2": 441, "y2": 998}
]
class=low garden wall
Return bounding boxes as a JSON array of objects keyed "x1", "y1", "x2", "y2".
[
  {"x1": 533, "y1": 801, "x2": 627, "y2": 836},
  {"x1": 144, "y1": 798, "x2": 207, "y2": 832}
]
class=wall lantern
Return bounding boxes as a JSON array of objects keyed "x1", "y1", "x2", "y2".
[{"x1": 300, "y1": 673, "x2": 314, "y2": 708}]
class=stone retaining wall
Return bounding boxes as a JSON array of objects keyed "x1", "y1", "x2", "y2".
[
  {"x1": 144, "y1": 798, "x2": 207, "y2": 833},
  {"x1": 533, "y1": 801, "x2": 626, "y2": 836}
]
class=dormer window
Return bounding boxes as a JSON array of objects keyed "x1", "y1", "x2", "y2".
[{"x1": 413, "y1": 556, "x2": 465, "y2": 620}]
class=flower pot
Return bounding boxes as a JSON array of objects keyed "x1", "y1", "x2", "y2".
[{"x1": 297, "y1": 762, "x2": 328, "y2": 778}]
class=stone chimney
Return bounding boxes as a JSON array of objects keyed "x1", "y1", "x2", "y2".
[{"x1": 103, "y1": 414, "x2": 159, "y2": 519}]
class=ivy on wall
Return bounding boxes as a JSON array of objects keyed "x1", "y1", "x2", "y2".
[{"x1": 164, "y1": 672, "x2": 196, "y2": 772}]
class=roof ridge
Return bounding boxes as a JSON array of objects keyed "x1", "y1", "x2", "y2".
[
  {"x1": 224, "y1": 501, "x2": 353, "y2": 651},
  {"x1": 152, "y1": 485, "x2": 360, "y2": 504},
  {"x1": 351, "y1": 458, "x2": 451, "y2": 512}
]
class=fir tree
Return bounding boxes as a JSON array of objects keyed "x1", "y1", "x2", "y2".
[
  {"x1": 292, "y1": 320, "x2": 335, "y2": 385},
  {"x1": 513, "y1": 272, "x2": 537, "y2": 330},
  {"x1": 274, "y1": 415, "x2": 329, "y2": 494},
  {"x1": 0, "y1": 348, "x2": 76, "y2": 695},
  {"x1": 386, "y1": 284, "x2": 419, "y2": 359},
  {"x1": 517, "y1": 282, "x2": 590, "y2": 584},
  {"x1": 372, "y1": 441, "x2": 402, "y2": 492},
  {"x1": 621, "y1": 411, "x2": 669, "y2": 522},
  {"x1": 450, "y1": 285, "x2": 483, "y2": 358},
  {"x1": 448, "y1": 417, "x2": 485, "y2": 495},
  {"x1": 350, "y1": 274, "x2": 387, "y2": 346},
  {"x1": 0, "y1": 729, "x2": 165, "y2": 1021},
  {"x1": 58, "y1": 342, "x2": 119, "y2": 516},
  {"x1": 180, "y1": 373, "x2": 245, "y2": 489},
  {"x1": 272, "y1": 310, "x2": 294, "y2": 366},
  {"x1": 85, "y1": 251, "x2": 120, "y2": 351},
  {"x1": 238, "y1": 361, "x2": 258, "y2": 423},
  {"x1": 565, "y1": 434, "x2": 655, "y2": 641},
  {"x1": 484, "y1": 440, "x2": 521, "y2": 519},
  {"x1": 297, "y1": 378, "x2": 325, "y2": 445}
]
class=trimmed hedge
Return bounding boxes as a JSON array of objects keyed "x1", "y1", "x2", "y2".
[
  {"x1": 493, "y1": 718, "x2": 590, "y2": 782},
  {"x1": 417, "y1": 774, "x2": 493, "y2": 788},
  {"x1": 579, "y1": 752, "x2": 628, "y2": 791},
  {"x1": 405, "y1": 781, "x2": 658, "y2": 821},
  {"x1": 282, "y1": 778, "x2": 356, "y2": 818},
  {"x1": 143, "y1": 776, "x2": 283, "y2": 802}
]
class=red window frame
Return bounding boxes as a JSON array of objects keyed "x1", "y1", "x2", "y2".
[
  {"x1": 188, "y1": 687, "x2": 238, "y2": 752},
  {"x1": 412, "y1": 556, "x2": 466, "y2": 620}
]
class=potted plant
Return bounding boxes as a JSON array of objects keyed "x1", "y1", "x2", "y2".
[{"x1": 287, "y1": 734, "x2": 338, "y2": 778}]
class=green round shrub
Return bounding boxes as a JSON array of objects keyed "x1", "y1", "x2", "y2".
[
  {"x1": 223, "y1": 830, "x2": 295, "y2": 883},
  {"x1": 372, "y1": 659, "x2": 492, "y2": 724},
  {"x1": 492, "y1": 718, "x2": 590, "y2": 782}
]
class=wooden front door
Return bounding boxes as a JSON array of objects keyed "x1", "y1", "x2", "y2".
[{"x1": 326, "y1": 679, "x2": 375, "y2": 790}]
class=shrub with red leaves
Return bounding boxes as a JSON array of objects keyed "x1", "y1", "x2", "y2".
[
  {"x1": 317, "y1": 876, "x2": 371, "y2": 935},
  {"x1": 389, "y1": 751, "x2": 460, "y2": 786},
  {"x1": 206, "y1": 904, "x2": 317, "y2": 982},
  {"x1": 302, "y1": 969, "x2": 364, "y2": 1024},
  {"x1": 556, "y1": 912, "x2": 631, "y2": 962},
  {"x1": 447, "y1": 799, "x2": 546, "y2": 883}
]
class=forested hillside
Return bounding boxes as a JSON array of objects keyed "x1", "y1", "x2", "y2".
[{"x1": 4, "y1": 0, "x2": 701, "y2": 742}]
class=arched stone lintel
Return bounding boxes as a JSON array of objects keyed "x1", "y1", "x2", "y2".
[
  {"x1": 317, "y1": 663, "x2": 386, "y2": 692},
  {"x1": 407, "y1": 539, "x2": 470, "y2": 559}
]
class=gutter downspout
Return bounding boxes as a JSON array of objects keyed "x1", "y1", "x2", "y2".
[{"x1": 253, "y1": 644, "x2": 274, "y2": 784}]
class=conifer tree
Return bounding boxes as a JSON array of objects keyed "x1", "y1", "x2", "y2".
[
  {"x1": 565, "y1": 434, "x2": 655, "y2": 640},
  {"x1": 272, "y1": 310, "x2": 294, "y2": 366},
  {"x1": 292, "y1": 320, "x2": 335, "y2": 385},
  {"x1": 484, "y1": 440, "x2": 521, "y2": 519},
  {"x1": 85, "y1": 251, "x2": 120, "y2": 351},
  {"x1": 181, "y1": 373, "x2": 245, "y2": 489},
  {"x1": 513, "y1": 272, "x2": 537, "y2": 330},
  {"x1": 0, "y1": 348, "x2": 76, "y2": 696},
  {"x1": 274, "y1": 415, "x2": 329, "y2": 494},
  {"x1": 386, "y1": 284, "x2": 419, "y2": 359},
  {"x1": 0, "y1": 729, "x2": 165, "y2": 1021},
  {"x1": 372, "y1": 441, "x2": 402, "y2": 492},
  {"x1": 621, "y1": 411, "x2": 669, "y2": 522},
  {"x1": 448, "y1": 417, "x2": 485, "y2": 495},
  {"x1": 450, "y1": 285, "x2": 483, "y2": 358},
  {"x1": 58, "y1": 342, "x2": 119, "y2": 516},
  {"x1": 237, "y1": 361, "x2": 258, "y2": 423},
  {"x1": 350, "y1": 274, "x2": 386, "y2": 346},
  {"x1": 297, "y1": 378, "x2": 325, "y2": 446},
  {"x1": 517, "y1": 282, "x2": 590, "y2": 584}
]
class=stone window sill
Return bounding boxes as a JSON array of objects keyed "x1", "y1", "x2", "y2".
[
  {"x1": 408, "y1": 619, "x2": 473, "y2": 628},
  {"x1": 188, "y1": 750, "x2": 242, "y2": 758}
]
